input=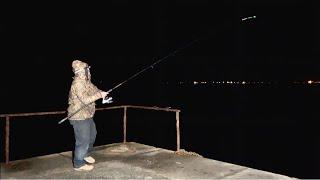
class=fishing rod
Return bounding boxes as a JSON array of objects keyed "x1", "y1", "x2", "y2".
[
  {"x1": 58, "y1": 15, "x2": 256, "y2": 124},
  {"x1": 58, "y1": 40, "x2": 197, "y2": 124}
]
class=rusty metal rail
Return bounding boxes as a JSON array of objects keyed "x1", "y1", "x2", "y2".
[{"x1": 0, "y1": 105, "x2": 181, "y2": 164}]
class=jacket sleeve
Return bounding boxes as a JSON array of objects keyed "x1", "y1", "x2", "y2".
[
  {"x1": 73, "y1": 81, "x2": 102, "y2": 104},
  {"x1": 88, "y1": 82, "x2": 102, "y2": 95}
]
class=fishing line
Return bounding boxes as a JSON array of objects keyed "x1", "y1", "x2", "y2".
[
  {"x1": 105, "y1": 15, "x2": 256, "y2": 93},
  {"x1": 58, "y1": 15, "x2": 256, "y2": 124}
]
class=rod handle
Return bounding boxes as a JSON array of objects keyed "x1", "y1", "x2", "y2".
[{"x1": 58, "y1": 117, "x2": 68, "y2": 124}]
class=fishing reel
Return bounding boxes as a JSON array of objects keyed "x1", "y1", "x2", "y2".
[{"x1": 102, "y1": 96, "x2": 113, "y2": 104}]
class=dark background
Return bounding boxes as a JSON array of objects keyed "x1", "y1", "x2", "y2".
[{"x1": 1, "y1": 0, "x2": 320, "y2": 178}]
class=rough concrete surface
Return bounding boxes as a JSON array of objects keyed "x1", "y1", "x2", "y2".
[{"x1": 1, "y1": 142, "x2": 295, "y2": 179}]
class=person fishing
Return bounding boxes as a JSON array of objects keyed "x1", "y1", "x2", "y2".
[
  {"x1": 56, "y1": 15, "x2": 257, "y2": 172},
  {"x1": 67, "y1": 60, "x2": 108, "y2": 171}
]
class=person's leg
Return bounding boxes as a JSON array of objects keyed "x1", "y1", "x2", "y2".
[
  {"x1": 71, "y1": 120, "x2": 90, "y2": 168},
  {"x1": 88, "y1": 118, "x2": 97, "y2": 154}
]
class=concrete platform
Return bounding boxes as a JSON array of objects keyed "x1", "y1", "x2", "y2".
[{"x1": 1, "y1": 142, "x2": 295, "y2": 179}]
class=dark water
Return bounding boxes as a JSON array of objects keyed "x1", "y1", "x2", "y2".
[{"x1": 1, "y1": 84, "x2": 320, "y2": 178}]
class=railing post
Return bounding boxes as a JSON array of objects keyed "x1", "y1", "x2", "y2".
[
  {"x1": 176, "y1": 111, "x2": 180, "y2": 151},
  {"x1": 123, "y1": 106, "x2": 127, "y2": 143},
  {"x1": 5, "y1": 116, "x2": 10, "y2": 164}
]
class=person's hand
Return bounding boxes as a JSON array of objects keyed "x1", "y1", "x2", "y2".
[{"x1": 100, "y1": 91, "x2": 108, "y2": 99}]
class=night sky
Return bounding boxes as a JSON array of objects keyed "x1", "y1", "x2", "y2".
[
  {"x1": 1, "y1": 1, "x2": 319, "y2": 110},
  {"x1": 1, "y1": 0, "x2": 320, "y2": 177},
  {"x1": 1, "y1": 1, "x2": 319, "y2": 105}
]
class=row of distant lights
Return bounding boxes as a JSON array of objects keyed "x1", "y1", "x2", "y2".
[
  {"x1": 192, "y1": 81, "x2": 267, "y2": 85},
  {"x1": 173, "y1": 80, "x2": 320, "y2": 85}
]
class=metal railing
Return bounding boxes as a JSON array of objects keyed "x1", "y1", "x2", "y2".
[{"x1": 0, "y1": 105, "x2": 181, "y2": 164}]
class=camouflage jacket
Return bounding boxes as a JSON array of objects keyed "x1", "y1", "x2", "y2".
[{"x1": 67, "y1": 78, "x2": 102, "y2": 120}]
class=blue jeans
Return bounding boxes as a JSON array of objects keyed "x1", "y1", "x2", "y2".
[{"x1": 69, "y1": 118, "x2": 97, "y2": 168}]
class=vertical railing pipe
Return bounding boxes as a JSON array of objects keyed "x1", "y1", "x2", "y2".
[
  {"x1": 176, "y1": 111, "x2": 180, "y2": 151},
  {"x1": 123, "y1": 106, "x2": 127, "y2": 143},
  {"x1": 5, "y1": 116, "x2": 10, "y2": 164}
]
